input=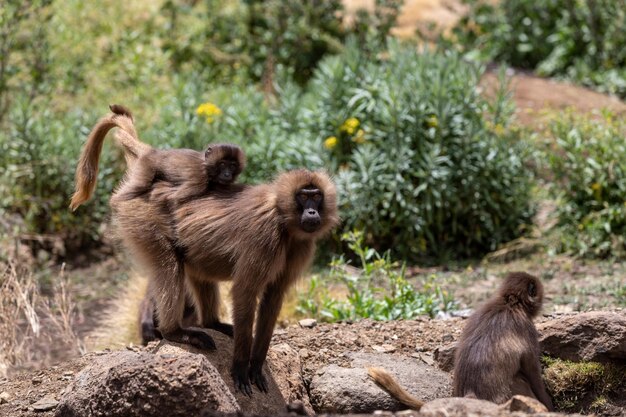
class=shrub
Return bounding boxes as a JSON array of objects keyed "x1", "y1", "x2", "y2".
[
  {"x1": 296, "y1": 231, "x2": 457, "y2": 322},
  {"x1": 313, "y1": 43, "x2": 534, "y2": 260},
  {"x1": 0, "y1": 100, "x2": 123, "y2": 251},
  {"x1": 545, "y1": 112, "x2": 626, "y2": 258},
  {"x1": 448, "y1": 0, "x2": 626, "y2": 98}
]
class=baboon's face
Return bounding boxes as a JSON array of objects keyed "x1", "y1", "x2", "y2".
[
  {"x1": 295, "y1": 187, "x2": 323, "y2": 233},
  {"x1": 216, "y1": 159, "x2": 240, "y2": 184}
]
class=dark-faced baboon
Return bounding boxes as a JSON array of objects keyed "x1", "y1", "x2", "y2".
[
  {"x1": 368, "y1": 272, "x2": 553, "y2": 411},
  {"x1": 71, "y1": 107, "x2": 340, "y2": 395}
]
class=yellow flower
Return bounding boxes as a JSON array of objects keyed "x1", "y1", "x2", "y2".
[
  {"x1": 426, "y1": 115, "x2": 438, "y2": 129},
  {"x1": 591, "y1": 182, "x2": 602, "y2": 191},
  {"x1": 324, "y1": 136, "x2": 338, "y2": 150},
  {"x1": 340, "y1": 117, "x2": 360, "y2": 135},
  {"x1": 352, "y1": 129, "x2": 366, "y2": 144},
  {"x1": 493, "y1": 123, "x2": 505, "y2": 136},
  {"x1": 196, "y1": 102, "x2": 222, "y2": 124}
]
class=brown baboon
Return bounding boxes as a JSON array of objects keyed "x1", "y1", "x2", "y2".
[
  {"x1": 368, "y1": 272, "x2": 553, "y2": 411},
  {"x1": 453, "y1": 272, "x2": 553, "y2": 410},
  {"x1": 71, "y1": 108, "x2": 340, "y2": 395},
  {"x1": 70, "y1": 104, "x2": 246, "y2": 210},
  {"x1": 116, "y1": 142, "x2": 246, "y2": 204}
]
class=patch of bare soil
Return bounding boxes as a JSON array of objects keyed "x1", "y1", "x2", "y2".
[
  {"x1": 343, "y1": 0, "x2": 467, "y2": 38},
  {"x1": 480, "y1": 71, "x2": 626, "y2": 128}
]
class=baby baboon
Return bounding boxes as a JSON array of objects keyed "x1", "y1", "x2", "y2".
[
  {"x1": 116, "y1": 142, "x2": 246, "y2": 204},
  {"x1": 70, "y1": 104, "x2": 245, "y2": 209},
  {"x1": 71, "y1": 108, "x2": 340, "y2": 395},
  {"x1": 368, "y1": 272, "x2": 553, "y2": 411}
]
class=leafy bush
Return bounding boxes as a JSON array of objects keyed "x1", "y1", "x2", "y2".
[
  {"x1": 0, "y1": 100, "x2": 123, "y2": 251},
  {"x1": 545, "y1": 112, "x2": 626, "y2": 258},
  {"x1": 160, "y1": 0, "x2": 345, "y2": 85},
  {"x1": 159, "y1": 0, "x2": 402, "y2": 86},
  {"x1": 314, "y1": 43, "x2": 534, "y2": 260},
  {"x1": 449, "y1": 0, "x2": 626, "y2": 97},
  {"x1": 296, "y1": 231, "x2": 457, "y2": 322}
]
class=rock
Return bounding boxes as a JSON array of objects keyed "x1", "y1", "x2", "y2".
[
  {"x1": 372, "y1": 344, "x2": 396, "y2": 353},
  {"x1": 298, "y1": 319, "x2": 317, "y2": 328},
  {"x1": 500, "y1": 395, "x2": 548, "y2": 413},
  {"x1": 434, "y1": 342, "x2": 457, "y2": 372},
  {"x1": 420, "y1": 397, "x2": 500, "y2": 416},
  {"x1": 0, "y1": 391, "x2": 10, "y2": 404},
  {"x1": 55, "y1": 349, "x2": 238, "y2": 417},
  {"x1": 154, "y1": 332, "x2": 303, "y2": 416},
  {"x1": 33, "y1": 396, "x2": 59, "y2": 412},
  {"x1": 31, "y1": 376, "x2": 42, "y2": 385},
  {"x1": 538, "y1": 311, "x2": 626, "y2": 362},
  {"x1": 309, "y1": 352, "x2": 451, "y2": 413},
  {"x1": 266, "y1": 343, "x2": 313, "y2": 415}
]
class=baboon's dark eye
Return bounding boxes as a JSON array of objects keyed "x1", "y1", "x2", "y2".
[
  {"x1": 528, "y1": 282, "x2": 536, "y2": 297},
  {"x1": 312, "y1": 194, "x2": 322, "y2": 202},
  {"x1": 299, "y1": 194, "x2": 308, "y2": 201}
]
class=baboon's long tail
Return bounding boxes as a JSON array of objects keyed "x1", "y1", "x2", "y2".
[
  {"x1": 70, "y1": 105, "x2": 150, "y2": 210},
  {"x1": 367, "y1": 367, "x2": 425, "y2": 410}
]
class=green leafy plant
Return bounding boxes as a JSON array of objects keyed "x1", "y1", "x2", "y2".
[
  {"x1": 0, "y1": 100, "x2": 123, "y2": 253},
  {"x1": 296, "y1": 231, "x2": 457, "y2": 322},
  {"x1": 448, "y1": 0, "x2": 626, "y2": 97},
  {"x1": 315, "y1": 43, "x2": 534, "y2": 260},
  {"x1": 545, "y1": 112, "x2": 626, "y2": 258}
]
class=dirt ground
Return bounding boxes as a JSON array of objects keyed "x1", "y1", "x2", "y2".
[{"x1": 0, "y1": 319, "x2": 467, "y2": 417}]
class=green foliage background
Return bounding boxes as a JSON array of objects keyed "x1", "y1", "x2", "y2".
[
  {"x1": 449, "y1": 0, "x2": 626, "y2": 98},
  {"x1": 1, "y1": 0, "x2": 625, "y2": 263}
]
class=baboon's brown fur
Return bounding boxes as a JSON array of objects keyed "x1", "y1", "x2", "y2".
[{"x1": 71, "y1": 106, "x2": 339, "y2": 395}]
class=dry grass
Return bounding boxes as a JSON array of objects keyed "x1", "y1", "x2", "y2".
[
  {"x1": 85, "y1": 271, "x2": 148, "y2": 350},
  {"x1": 0, "y1": 260, "x2": 84, "y2": 377}
]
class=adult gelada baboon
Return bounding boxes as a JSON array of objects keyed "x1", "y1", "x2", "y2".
[
  {"x1": 71, "y1": 106, "x2": 340, "y2": 395},
  {"x1": 368, "y1": 272, "x2": 553, "y2": 411}
]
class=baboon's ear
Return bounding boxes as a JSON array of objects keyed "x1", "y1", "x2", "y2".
[
  {"x1": 528, "y1": 282, "x2": 537, "y2": 297},
  {"x1": 204, "y1": 146, "x2": 213, "y2": 158}
]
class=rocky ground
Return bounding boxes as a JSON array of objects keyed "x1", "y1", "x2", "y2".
[{"x1": 0, "y1": 311, "x2": 623, "y2": 417}]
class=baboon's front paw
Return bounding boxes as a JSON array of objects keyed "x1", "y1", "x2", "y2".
[
  {"x1": 232, "y1": 361, "x2": 252, "y2": 396},
  {"x1": 163, "y1": 328, "x2": 216, "y2": 350},
  {"x1": 186, "y1": 329, "x2": 216, "y2": 350},
  {"x1": 209, "y1": 321, "x2": 234, "y2": 337},
  {"x1": 141, "y1": 322, "x2": 161, "y2": 344},
  {"x1": 249, "y1": 365, "x2": 268, "y2": 393}
]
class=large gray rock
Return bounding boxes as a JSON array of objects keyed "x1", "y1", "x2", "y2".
[
  {"x1": 538, "y1": 311, "x2": 626, "y2": 362},
  {"x1": 57, "y1": 330, "x2": 307, "y2": 417},
  {"x1": 421, "y1": 397, "x2": 500, "y2": 416},
  {"x1": 55, "y1": 350, "x2": 238, "y2": 417},
  {"x1": 309, "y1": 352, "x2": 451, "y2": 413}
]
